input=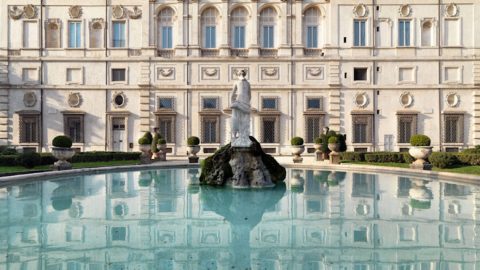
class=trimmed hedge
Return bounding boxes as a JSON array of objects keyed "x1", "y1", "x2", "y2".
[
  {"x1": 365, "y1": 152, "x2": 408, "y2": 163},
  {"x1": 0, "y1": 155, "x2": 18, "y2": 166},
  {"x1": 340, "y1": 152, "x2": 366, "y2": 162},
  {"x1": 456, "y1": 153, "x2": 480, "y2": 166},
  {"x1": 16, "y1": 152, "x2": 41, "y2": 168},
  {"x1": 429, "y1": 152, "x2": 459, "y2": 168}
]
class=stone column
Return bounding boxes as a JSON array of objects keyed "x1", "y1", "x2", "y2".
[
  {"x1": 248, "y1": 2, "x2": 259, "y2": 57},
  {"x1": 219, "y1": 2, "x2": 230, "y2": 56},
  {"x1": 292, "y1": 0, "x2": 303, "y2": 56},
  {"x1": 189, "y1": 1, "x2": 200, "y2": 56},
  {"x1": 174, "y1": 1, "x2": 187, "y2": 57}
]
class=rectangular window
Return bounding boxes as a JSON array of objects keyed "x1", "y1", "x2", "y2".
[
  {"x1": 20, "y1": 115, "x2": 39, "y2": 143},
  {"x1": 353, "y1": 227, "x2": 368, "y2": 242},
  {"x1": 161, "y1": 26, "x2": 172, "y2": 49},
  {"x1": 444, "y1": 114, "x2": 464, "y2": 143},
  {"x1": 158, "y1": 98, "x2": 174, "y2": 110},
  {"x1": 64, "y1": 115, "x2": 84, "y2": 143},
  {"x1": 354, "y1": 68, "x2": 368, "y2": 81},
  {"x1": 202, "y1": 117, "x2": 218, "y2": 143},
  {"x1": 111, "y1": 68, "x2": 126, "y2": 82},
  {"x1": 205, "y1": 26, "x2": 216, "y2": 48},
  {"x1": 202, "y1": 98, "x2": 218, "y2": 110},
  {"x1": 261, "y1": 117, "x2": 278, "y2": 143},
  {"x1": 397, "y1": 115, "x2": 417, "y2": 143},
  {"x1": 233, "y1": 26, "x2": 245, "y2": 48},
  {"x1": 112, "y1": 21, "x2": 126, "y2": 48},
  {"x1": 263, "y1": 26, "x2": 274, "y2": 48},
  {"x1": 354, "y1": 20, "x2": 366, "y2": 46},
  {"x1": 111, "y1": 227, "x2": 126, "y2": 241},
  {"x1": 305, "y1": 116, "x2": 323, "y2": 143},
  {"x1": 262, "y1": 98, "x2": 277, "y2": 110},
  {"x1": 307, "y1": 98, "x2": 322, "y2": 110},
  {"x1": 68, "y1": 22, "x2": 81, "y2": 48},
  {"x1": 353, "y1": 115, "x2": 372, "y2": 143},
  {"x1": 23, "y1": 21, "x2": 38, "y2": 48},
  {"x1": 157, "y1": 117, "x2": 174, "y2": 143},
  {"x1": 306, "y1": 26, "x2": 318, "y2": 48},
  {"x1": 398, "y1": 20, "x2": 411, "y2": 46}
]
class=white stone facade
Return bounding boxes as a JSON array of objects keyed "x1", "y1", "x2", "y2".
[{"x1": 0, "y1": 0, "x2": 479, "y2": 155}]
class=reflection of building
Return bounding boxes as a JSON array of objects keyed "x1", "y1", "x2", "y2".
[
  {"x1": 1, "y1": 1, "x2": 479, "y2": 154},
  {"x1": 0, "y1": 169, "x2": 479, "y2": 269}
]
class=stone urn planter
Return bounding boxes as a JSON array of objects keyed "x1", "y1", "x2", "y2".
[
  {"x1": 139, "y1": 144, "x2": 152, "y2": 164},
  {"x1": 409, "y1": 179, "x2": 433, "y2": 210},
  {"x1": 157, "y1": 142, "x2": 167, "y2": 161},
  {"x1": 290, "y1": 169, "x2": 304, "y2": 193},
  {"x1": 328, "y1": 143, "x2": 340, "y2": 153},
  {"x1": 291, "y1": 137, "x2": 305, "y2": 163},
  {"x1": 314, "y1": 142, "x2": 323, "y2": 161},
  {"x1": 328, "y1": 137, "x2": 341, "y2": 165},
  {"x1": 52, "y1": 147, "x2": 75, "y2": 170},
  {"x1": 187, "y1": 145, "x2": 201, "y2": 163},
  {"x1": 408, "y1": 134, "x2": 433, "y2": 170},
  {"x1": 51, "y1": 135, "x2": 75, "y2": 170}
]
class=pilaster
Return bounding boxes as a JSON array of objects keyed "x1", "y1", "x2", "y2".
[
  {"x1": 329, "y1": 89, "x2": 341, "y2": 132},
  {"x1": 248, "y1": 2, "x2": 259, "y2": 57},
  {"x1": 474, "y1": 91, "x2": 480, "y2": 146},
  {"x1": 189, "y1": 1, "x2": 200, "y2": 56},
  {"x1": 0, "y1": 89, "x2": 8, "y2": 144}
]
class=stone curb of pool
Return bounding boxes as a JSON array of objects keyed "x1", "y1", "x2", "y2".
[{"x1": 0, "y1": 161, "x2": 478, "y2": 186}]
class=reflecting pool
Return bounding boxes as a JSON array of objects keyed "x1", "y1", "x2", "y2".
[{"x1": 0, "y1": 168, "x2": 479, "y2": 269}]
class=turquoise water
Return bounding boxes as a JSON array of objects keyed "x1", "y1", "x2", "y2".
[{"x1": 0, "y1": 168, "x2": 479, "y2": 270}]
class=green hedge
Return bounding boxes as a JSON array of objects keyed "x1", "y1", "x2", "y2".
[
  {"x1": 340, "y1": 152, "x2": 366, "y2": 162},
  {"x1": 364, "y1": 152, "x2": 410, "y2": 163},
  {"x1": 456, "y1": 153, "x2": 480, "y2": 166},
  {"x1": 429, "y1": 152, "x2": 459, "y2": 168},
  {"x1": 0, "y1": 151, "x2": 141, "y2": 168}
]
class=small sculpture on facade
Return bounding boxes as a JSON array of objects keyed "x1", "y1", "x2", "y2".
[{"x1": 230, "y1": 69, "x2": 252, "y2": 148}]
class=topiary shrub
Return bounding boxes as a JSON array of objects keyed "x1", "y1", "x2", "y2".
[
  {"x1": 410, "y1": 199, "x2": 431, "y2": 210},
  {"x1": 187, "y1": 136, "x2": 200, "y2": 146},
  {"x1": 1, "y1": 147, "x2": 17, "y2": 155},
  {"x1": 138, "y1": 137, "x2": 150, "y2": 145},
  {"x1": 340, "y1": 152, "x2": 365, "y2": 162},
  {"x1": 314, "y1": 137, "x2": 322, "y2": 144},
  {"x1": 326, "y1": 130, "x2": 337, "y2": 137},
  {"x1": 143, "y1": 132, "x2": 153, "y2": 144},
  {"x1": 52, "y1": 135, "x2": 73, "y2": 148},
  {"x1": 410, "y1": 134, "x2": 431, "y2": 146},
  {"x1": 320, "y1": 134, "x2": 329, "y2": 153},
  {"x1": 158, "y1": 138, "x2": 167, "y2": 145},
  {"x1": 16, "y1": 152, "x2": 41, "y2": 168},
  {"x1": 291, "y1": 137, "x2": 304, "y2": 146},
  {"x1": 328, "y1": 136, "x2": 338, "y2": 144},
  {"x1": 151, "y1": 133, "x2": 160, "y2": 153},
  {"x1": 337, "y1": 134, "x2": 347, "y2": 152},
  {"x1": 429, "y1": 152, "x2": 459, "y2": 168}
]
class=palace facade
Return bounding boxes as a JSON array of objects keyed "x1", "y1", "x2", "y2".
[{"x1": 0, "y1": 0, "x2": 479, "y2": 155}]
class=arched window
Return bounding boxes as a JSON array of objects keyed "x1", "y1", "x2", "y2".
[
  {"x1": 158, "y1": 8, "x2": 174, "y2": 49},
  {"x1": 230, "y1": 7, "x2": 248, "y2": 48},
  {"x1": 421, "y1": 21, "x2": 433, "y2": 47},
  {"x1": 304, "y1": 7, "x2": 321, "y2": 48},
  {"x1": 90, "y1": 20, "x2": 104, "y2": 48},
  {"x1": 201, "y1": 8, "x2": 218, "y2": 48},
  {"x1": 46, "y1": 20, "x2": 61, "y2": 48},
  {"x1": 260, "y1": 7, "x2": 277, "y2": 48}
]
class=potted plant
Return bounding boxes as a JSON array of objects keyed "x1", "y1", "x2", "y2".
[
  {"x1": 314, "y1": 137, "x2": 323, "y2": 161},
  {"x1": 187, "y1": 136, "x2": 201, "y2": 163},
  {"x1": 290, "y1": 169, "x2": 304, "y2": 193},
  {"x1": 151, "y1": 133, "x2": 160, "y2": 160},
  {"x1": 138, "y1": 132, "x2": 153, "y2": 164},
  {"x1": 408, "y1": 134, "x2": 433, "y2": 170},
  {"x1": 51, "y1": 135, "x2": 75, "y2": 170},
  {"x1": 290, "y1": 137, "x2": 305, "y2": 163},
  {"x1": 157, "y1": 138, "x2": 167, "y2": 161},
  {"x1": 327, "y1": 136, "x2": 340, "y2": 152}
]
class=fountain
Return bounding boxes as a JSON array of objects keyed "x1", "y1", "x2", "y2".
[{"x1": 200, "y1": 70, "x2": 286, "y2": 188}]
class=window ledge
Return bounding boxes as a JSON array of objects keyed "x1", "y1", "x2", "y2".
[
  {"x1": 109, "y1": 48, "x2": 128, "y2": 50},
  {"x1": 443, "y1": 143, "x2": 464, "y2": 146},
  {"x1": 65, "y1": 48, "x2": 84, "y2": 50},
  {"x1": 442, "y1": 46, "x2": 463, "y2": 48},
  {"x1": 351, "y1": 143, "x2": 373, "y2": 146},
  {"x1": 396, "y1": 46, "x2": 415, "y2": 49}
]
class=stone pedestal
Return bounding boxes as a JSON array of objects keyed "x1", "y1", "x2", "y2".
[
  {"x1": 140, "y1": 152, "x2": 152, "y2": 164},
  {"x1": 188, "y1": 156, "x2": 199, "y2": 163},
  {"x1": 329, "y1": 151, "x2": 340, "y2": 164},
  {"x1": 293, "y1": 156, "x2": 303, "y2": 163},
  {"x1": 229, "y1": 147, "x2": 274, "y2": 188},
  {"x1": 53, "y1": 160, "x2": 72, "y2": 171},
  {"x1": 409, "y1": 161, "x2": 433, "y2": 170},
  {"x1": 315, "y1": 151, "x2": 324, "y2": 161}
]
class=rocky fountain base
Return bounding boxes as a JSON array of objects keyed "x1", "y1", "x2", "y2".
[{"x1": 200, "y1": 136, "x2": 286, "y2": 188}]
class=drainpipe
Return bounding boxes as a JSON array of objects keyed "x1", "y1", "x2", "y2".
[
  {"x1": 438, "y1": 0, "x2": 443, "y2": 151},
  {"x1": 372, "y1": 0, "x2": 376, "y2": 152},
  {"x1": 40, "y1": 0, "x2": 44, "y2": 152},
  {"x1": 104, "y1": 0, "x2": 108, "y2": 151}
]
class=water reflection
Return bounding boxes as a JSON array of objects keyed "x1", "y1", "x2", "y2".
[{"x1": 0, "y1": 168, "x2": 479, "y2": 269}]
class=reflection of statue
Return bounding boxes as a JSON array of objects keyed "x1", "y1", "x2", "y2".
[
  {"x1": 200, "y1": 184, "x2": 286, "y2": 268},
  {"x1": 230, "y1": 70, "x2": 252, "y2": 147}
]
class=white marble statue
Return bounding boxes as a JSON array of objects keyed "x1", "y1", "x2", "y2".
[{"x1": 230, "y1": 70, "x2": 252, "y2": 147}]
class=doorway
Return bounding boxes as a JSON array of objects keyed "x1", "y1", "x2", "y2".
[{"x1": 112, "y1": 117, "x2": 126, "y2": 152}]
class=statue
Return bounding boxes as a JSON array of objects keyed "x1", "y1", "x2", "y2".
[{"x1": 230, "y1": 70, "x2": 252, "y2": 147}]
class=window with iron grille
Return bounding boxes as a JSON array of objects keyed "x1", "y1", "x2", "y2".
[
  {"x1": 19, "y1": 115, "x2": 40, "y2": 143},
  {"x1": 202, "y1": 117, "x2": 219, "y2": 143},
  {"x1": 158, "y1": 97, "x2": 174, "y2": 110},
  {"x1": 262, "y1": 98, "x2": 278, "y2": 110},
  {"x1": 202, "y1": 97, "x2": 218, "y2": 110},
  {"x1": 352, "y1": 115, "x2": 372, "y2": 143},
  {"x1": 444, "y1": 114, "x2": 464, "y2": 143},
  {"x1": 397, "y1": 115, "x2": 417, "y2": 143},
  {"x1": 64, "y1": 115, "x2": 84, "y2": 143},
  {"x1": 261, "y1": 117, "x2": 278, "y2": 143},
  {"x1": 157, "y1": 117, "x2": 174, "y2": 143},
  {"x1": 305, "y1": 115, "x2": 323, "y2": 143}
]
